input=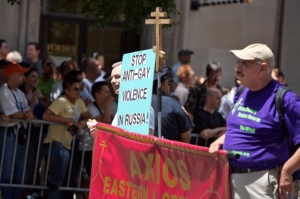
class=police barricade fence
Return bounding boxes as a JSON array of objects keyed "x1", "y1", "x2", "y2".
[
  {"x1": 0, "y1": 118, "x2": 91, "y2": 198},
  {"x1": 191, "y1": 133, "x2": 209, "y2": 147}
]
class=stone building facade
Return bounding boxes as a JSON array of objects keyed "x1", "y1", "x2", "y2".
[{"x1": 0, "y1": 0, "x2": 299, "y2": 94}]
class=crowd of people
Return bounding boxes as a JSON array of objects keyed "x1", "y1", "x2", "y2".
[
  {"x1": 0, "y1": 40, "x2": 117, "y2": 199},
  {"x1": 0, "y1": 38, "x2": 299, "y2": 199}
]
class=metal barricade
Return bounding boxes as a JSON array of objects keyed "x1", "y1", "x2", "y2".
[
  {"x1": 0, "y1": 119, "x2": 91, "y2": 198},
  {"x1": 191, "y1": 133, "x2": 209, "y2": 146}
]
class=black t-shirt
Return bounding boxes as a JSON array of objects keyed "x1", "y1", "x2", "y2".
[
  {"x1": 192, "y1": 108, "x2": 226, "y2": 147},
  {"x1": 184, "y1": 80, "x2": 224, "y2": 115}
]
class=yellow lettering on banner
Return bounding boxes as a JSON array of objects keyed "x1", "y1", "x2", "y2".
[
  {"x1": 143, "y1": 186, "x2": 148, "y2": 199},
  {"x1": 103, "y1": 176, "x2": 111, "y2": 193},
  {"x1": 176, "y1": 160, "x2": 191, "y2": 191},
  {"x1": 138, "y1": 185, "x2": 143, "y2": 199},
  {"x1": 119, "y1": 180, "x2": 125, "y2": 197},
  {"x1": 126, "y1": 181, "x2": 132, "y2": 198},
  {"x1": 162, "y1": 157, "x2": 178, "y2": 188},
  {"x1": 140, "y1": 153, "x2": 155, "y2": 182},
  {"x1": 130, "y1": 150, "x2": 143, "y2": 179},
  {"x1": 102, "y1": 177, "x2": 150, "y2": 198},
  {"x1": 162, "y1": 193, "x2": 170, "y2": 199},
  {"x1": 156, "y1": 154, "x2": 160, "y2": 184},
  {"x1": 110, "y1": 179, "x2": 118, "y2": 195},
  {"x1": 152, "y1": 190, "x2": 156, "y2": 199},
  {"x1": 162, "y1": 193, "x2": 187, "y2": 199},
  {"x1": 132, "y1": 184, "x2": 138, "y2": 199}
]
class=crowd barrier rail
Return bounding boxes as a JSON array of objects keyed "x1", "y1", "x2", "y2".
[{"x1": 0, "y1": 119, "x2": 90, "y2": 195}]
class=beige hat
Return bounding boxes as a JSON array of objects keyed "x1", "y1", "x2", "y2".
[{"x1": 230, "y1": 43, "x2": 275, "y2": 67}]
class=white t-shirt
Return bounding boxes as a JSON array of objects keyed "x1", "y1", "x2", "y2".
[
  {"x1": 82, "y1": 78, "x2": 94, "y2": 98},
  {"x1": 0, "y1": 84, "x2": 30, "y2": 127},
  {"x1": 95, "y1": 71, "x2": 105, "y2": 82},
  {"x1": 80, "y1": 102, "x2": 117, "y2": 151},
  {"x1": 87, "y1": 102, "x2": 117, "y2": 119},
  {"x1": 50, "y1": 80, "x2": 63, "y2": 101},
  {"x1": 111, "y1": 107, "x2": 155, "y2": 132},
  {"x1": 174, "y1": 82, "x2": 189, "y2": 106},
  {"x1": 219, "y1": 87, "x2": 237, "y2": 120}
]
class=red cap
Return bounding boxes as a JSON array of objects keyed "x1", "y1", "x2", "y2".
[{"x1": 4, "y1": 63, "x2": 29, "y2": 78}]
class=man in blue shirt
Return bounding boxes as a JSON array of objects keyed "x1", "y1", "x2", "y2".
[{"x1": 151, "y1": 67, "x2": 194, "y2": 143}]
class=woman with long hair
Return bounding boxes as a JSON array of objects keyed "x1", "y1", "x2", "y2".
[{"x1": 19, "y1": 68, "x2": 49, "y2": 199}]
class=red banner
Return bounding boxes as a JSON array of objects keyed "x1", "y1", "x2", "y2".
[{"x1": 90, "y1": 123, "x2": 230, "y2": 199}]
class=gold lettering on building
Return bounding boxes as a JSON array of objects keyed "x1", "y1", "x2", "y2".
[{"x1": 47, "y1": 43, "x2": 77, "y2": 53}]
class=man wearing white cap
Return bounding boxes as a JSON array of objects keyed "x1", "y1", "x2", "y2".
[{"x1": 209, "y1": 43, "x2": 300, "y2": 199}]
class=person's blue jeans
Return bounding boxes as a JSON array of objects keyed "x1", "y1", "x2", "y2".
[
  {"x1": 44, "y1": 141, "x2": 70, "y2": 199},
  {"x1": 0, "y1": 126, "x2": 26, "y2": 199}
]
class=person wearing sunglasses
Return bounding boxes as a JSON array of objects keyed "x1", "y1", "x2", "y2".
[
  {"x1": 42, "y1": 77, "x2": 90, "y2": 198},
  {"x1": 37, "y1": 58, "x2": 57, "y2": 100}
]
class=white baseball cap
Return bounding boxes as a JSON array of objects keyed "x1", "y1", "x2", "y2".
[{"x1": 230, "y1": 43, "x2": 275, "y2": 67}]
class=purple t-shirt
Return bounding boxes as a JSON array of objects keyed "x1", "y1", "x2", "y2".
[{"x1": 224, "y1": 80, "x2": 300, "y2": 169}]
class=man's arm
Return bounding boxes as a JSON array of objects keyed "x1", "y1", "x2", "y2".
[
  {"x1": 149, "y1": 128, "x2": 154, "y2": 136},
  {"x1": 279, "y1": 92, "x2": 300, "y2": 195},
  {"x1": 280, "y1": 147, "x2": 300, "y2": 195},
  {"x1": 181, "y1": 129, "x2": 192, "y2": 143},
  {"x1": 43, "y1": 109, "x2": 72, "y2": 123},
  {"x1": 101, "y1": 100, "x2": 112, "y2": 124},
  {"x1": 209, "y1": 133, "x2": 226, "y2": 154},
  {"x1": 149, "y1": 106, "x2": 155, "y2": 136},
  {"x1": 77, "y1": 111, "x2": 91, "y2": 132},
  {"x1": 200, "y1": 127, "x2": 227, "y2": 139},
  {"x1": 10, "y1": 111, "x2": 25, "y2": 119}
]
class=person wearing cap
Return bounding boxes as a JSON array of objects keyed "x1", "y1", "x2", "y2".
[
  {"x1": 0, "y1": 63, "x2": 34, "y2": 199},
  {"x1": 151, "y1": 67, "x2": 194, "y2": 143},
  {"x1": 172, "y1": 49, "x2": 193, "y2": 83},
  {"x1": 209, "y1": 43, "x2": 300, "y2": 199}
]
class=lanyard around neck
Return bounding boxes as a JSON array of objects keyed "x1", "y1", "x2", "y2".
[{"x1": 9, "y1": 87, "x2": 24, "y2": 113}]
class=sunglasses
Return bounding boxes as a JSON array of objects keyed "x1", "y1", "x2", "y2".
[
  {"x1": 72, "y1": 87, "x2": 81, "y2": 92},
  {"x1": 45, "y1": 62, "x2": 54, "y2": 66}
]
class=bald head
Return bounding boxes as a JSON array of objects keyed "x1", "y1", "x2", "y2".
[
  {"x1": 205, "y1": 88, "x2": 222, "y2": 109},
  {"x1": 206, "y1": 88, "x2": 221, "y2": 98}
]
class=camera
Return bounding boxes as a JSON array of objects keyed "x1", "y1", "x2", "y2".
[{"x1": 67, "y1": 124, "x2": 79, "y2": 136}]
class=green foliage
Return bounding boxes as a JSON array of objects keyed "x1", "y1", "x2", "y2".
[{"x1": 7, "y1": 0, "x2": 180, "y2": 34}]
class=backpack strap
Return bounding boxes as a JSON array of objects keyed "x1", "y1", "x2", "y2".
[
  {"x1": 234, "y1": 86, "x2": 245, "y2": 103},
  {"x1": 275, "y1": 86, "x2": 290, "y2": 150},
  {"x1": 236, "y1": 86, "x2": 245, "y2": 97}
]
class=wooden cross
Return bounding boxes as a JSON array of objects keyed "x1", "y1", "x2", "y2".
[{"x1": 145, "y1": 7, "x2": 172, "y2": 72}]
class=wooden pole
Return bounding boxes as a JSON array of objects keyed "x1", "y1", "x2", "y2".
[{"x1": 145, "y1": 7, "x2": 172, "y2": 138}]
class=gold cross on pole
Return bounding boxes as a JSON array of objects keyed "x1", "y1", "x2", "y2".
[{"x1": 145, "y1": 7, "x2": 172, "y2": 72}]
